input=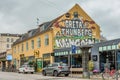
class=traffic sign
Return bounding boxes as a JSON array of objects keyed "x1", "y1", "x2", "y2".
[{"x1": 71, "y1": 45, "x2": 76, "y2": 53}]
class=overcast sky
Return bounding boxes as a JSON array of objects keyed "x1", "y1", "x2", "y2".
[{"x1": 0, "y1": 0, "x2": 120, "y2": 40}]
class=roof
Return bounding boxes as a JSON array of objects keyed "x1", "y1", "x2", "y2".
[
  {"x1": 13, "y1": 15, "x2": 63, "y2": 46},
  {"x1": 93, "y1": 38, "x2": 120, "y2": 47},
  {"x1": 12, "y1": 4, "x2": 100, "y2": 46},
  {"x1": 0, "y1": 33, "x2": 21, "y2": 37}
]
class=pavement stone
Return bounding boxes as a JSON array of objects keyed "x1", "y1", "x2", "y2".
[{"x1": 35, "y1": 72, "x2": 103, "y2": 80}]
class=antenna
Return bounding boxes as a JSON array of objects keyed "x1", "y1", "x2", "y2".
[{"x1": 36, "y1": 18, "x2": 39, "y2": 25}]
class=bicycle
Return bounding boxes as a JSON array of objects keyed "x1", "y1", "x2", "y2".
[{"x1": 101, "y1": 68, "x2": 120, "y2": 80}]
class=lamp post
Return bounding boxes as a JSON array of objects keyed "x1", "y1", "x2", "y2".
[{"x1": 80, "y1": 45, "x2": 92, "y2": 78}]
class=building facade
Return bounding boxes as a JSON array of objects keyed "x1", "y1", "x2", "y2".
[
  {"x1": 0, "y1": 33, "x2": 21, "y2": 71},
  {"x1": 0, "y1": 33, "x2": 21, "y2": 53},
  {"x1": 12, "y1": 4, "x2": 101, "y2": 71},
  {"x1": 91, "y1": 38, "x2": 120, "y2": 72}
]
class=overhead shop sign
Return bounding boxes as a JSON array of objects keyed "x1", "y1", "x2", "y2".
[
  {"x1": 6, "y1": 54, "x2": 12, "y2": 60},
  {"x1": 54, "y1": 15, "x2": 95, "y2": 49}
]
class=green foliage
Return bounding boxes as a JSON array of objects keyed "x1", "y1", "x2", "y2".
[{"x1": 28, "y1": 61, "x2": 35, "y2": 66}]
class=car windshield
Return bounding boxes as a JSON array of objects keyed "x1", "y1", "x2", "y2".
[
  {"x1": 21, "y1": 65, "x2": 33, "y2": 67},
  {"x1": 60, "y1": 63, "x2": 67, "y2": 66}
]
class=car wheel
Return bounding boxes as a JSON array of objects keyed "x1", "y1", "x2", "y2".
[
  {"x1": 42, "y1": 70, "x2": 46, "y2": 76},
  {"x1": 23, "y1": 70, "x2": 25, "y2": 74},
  {"x1": 64, "y1": 74, "x2": 69, "y2": 77},
  {"x1": 53, "y1": 71, "x2": 58, "y2": 77},
  {"x1": 18, "y1": 71, "x2": 20, "y2": 73},
  {"x1": 31, "y1": 72, "x2": 34, "y2": 74},
  {"x1": 23, "y1": 70, "x2": 27, "y2": 74}
]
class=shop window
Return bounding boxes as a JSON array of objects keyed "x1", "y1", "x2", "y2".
[
  {"x1": 107, "y1": 46, "x2": 111, "y2": 50},
  {"x1": 99, "y1": 47, "x2": 103, "y2": 51},
  {"x1": 43, "y1": 60, "x2": 50, "y2": 67},
  {"x1": 112, "y1": 45, "x2": 116, "y2": 50},
  {"x1": 103, "y1": 46, "x2": 107, "y2": 51},
  {"x1": 67, "y1": 55, "x2": 82, "y2": 67}
]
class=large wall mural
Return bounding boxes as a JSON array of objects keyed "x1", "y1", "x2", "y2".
[{"x1": 54, "y1": 13, "x2": 95, "y2": 49}]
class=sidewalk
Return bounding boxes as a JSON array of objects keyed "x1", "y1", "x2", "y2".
[
  {"x1": 69, "y1": 73, "x2": 102, "y2": 80},
  {"x1": 36, "y1": 72, "x2": 102, "y2": 80}
]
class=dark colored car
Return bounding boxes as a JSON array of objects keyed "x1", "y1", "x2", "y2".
[{"x1": 42, "y1": 62, "x2": 70, "y2": 77}]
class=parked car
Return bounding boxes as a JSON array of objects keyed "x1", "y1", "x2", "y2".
[
  {"x1": 42, "y1": 62, "x2": 70, "y2": 77},
  {"x1": 18, "y1": 64, "x2": 35, "y2": 74}
]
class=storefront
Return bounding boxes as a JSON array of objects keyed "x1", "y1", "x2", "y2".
[
  {"x1": 0, "y1": 52, "x2": 6, "y2": 71},
  {"x1": 43, "y1": 53, "x2": 51, "y2": 67},
  {"x1": 91, "y1": 38, "x2": 120, "y2": 72},
  {"x1": 53, "y1": 10, "x2": 97, "y2": 70},
  {"x1": 54, "y1": 47, "x2": 83, "y2": 68}
]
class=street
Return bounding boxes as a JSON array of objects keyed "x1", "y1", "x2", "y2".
[{"x1": 0, "y1": 71, "x2": 89, "y2": 80}]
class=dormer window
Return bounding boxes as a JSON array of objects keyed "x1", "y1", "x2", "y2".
[
  {"x1": 28, "y1": 29, "x2": 36, "y2": 37},
  {"x1": 29, "y1": 31, "x2": 34, "y2": 37},
  {"x1": 40, "y1": 25, "x2": 45, "y2": 32}
]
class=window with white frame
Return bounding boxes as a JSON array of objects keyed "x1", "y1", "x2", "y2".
[
  {"x1": 26, "y1": 42, "x2": 29, "y2": 51},
  {"x1": 14, "y1": 47, "x2": 16, "y2": 53},
  {"x1": 31, "y1": 40, "x2": 34, "y2": 49},
  {"x1": 7, "y1": 38, "x2": 9, "y2": 42},
  {"x1": 11, "y1": 38, "x2": 14, "y2": 42},
  {"x1": 6, "y1": 44, "x2": 9, "y2": 48},
  {"x1": 21, "y1": 44, "x2": 24, "y2": 52},
  {"x1": 45, "y1": 34, "x2": 49, "y2": 46},
  {"x1": 18, "y1": 45, "x2": 19, "y2": 53},
  {"x1": 37, "y1": 37, "x2": 41, "y2": 48}
]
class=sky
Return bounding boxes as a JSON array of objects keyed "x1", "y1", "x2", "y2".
[{"x1": 0, "y1": 0, "x2": 120, "y2": 40}]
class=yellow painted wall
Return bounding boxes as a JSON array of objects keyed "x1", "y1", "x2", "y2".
[
  {"x1": 12, "y1": 30, "x2": 54, "y2": 68},
  {"x1": 53, "y1": 4, "x2": 100, "y2": 39}
]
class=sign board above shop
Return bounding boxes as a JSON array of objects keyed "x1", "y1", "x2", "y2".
[
  {"x1": 54, "y1": 13, "x2": 95, "y2": 49},
  {"x1": 6, "y1": 54, "x2": 12, "y2": 60}
]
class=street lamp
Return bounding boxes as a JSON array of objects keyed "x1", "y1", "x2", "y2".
[{"x1": 80, "y1": 45, "x2": 92, "y2": 79}]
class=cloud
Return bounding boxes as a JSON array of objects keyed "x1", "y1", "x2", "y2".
[
  {"x1": 0, "y1": 0, "x2": 120, "y2": 40},
  {"x1": 80, "y1": 0, "x2": 120, "y2": 40}
]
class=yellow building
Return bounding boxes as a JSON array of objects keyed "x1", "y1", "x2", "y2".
[{"x1": 12, "y1": 4, "x2": 101, "y2": 71}]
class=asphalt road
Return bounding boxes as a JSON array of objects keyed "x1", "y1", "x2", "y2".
[{"x1": 0, "y1": 71, "x2": 89, "y2": 80}]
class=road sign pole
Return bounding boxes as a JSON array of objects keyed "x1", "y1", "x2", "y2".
[{"x1": 71, "y1": 45, "x2": 76, "y2": 77}]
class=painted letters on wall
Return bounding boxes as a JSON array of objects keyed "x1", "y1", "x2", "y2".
[{"x1": 54, "y1": 15, "x2": 95, "y2": 49}]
